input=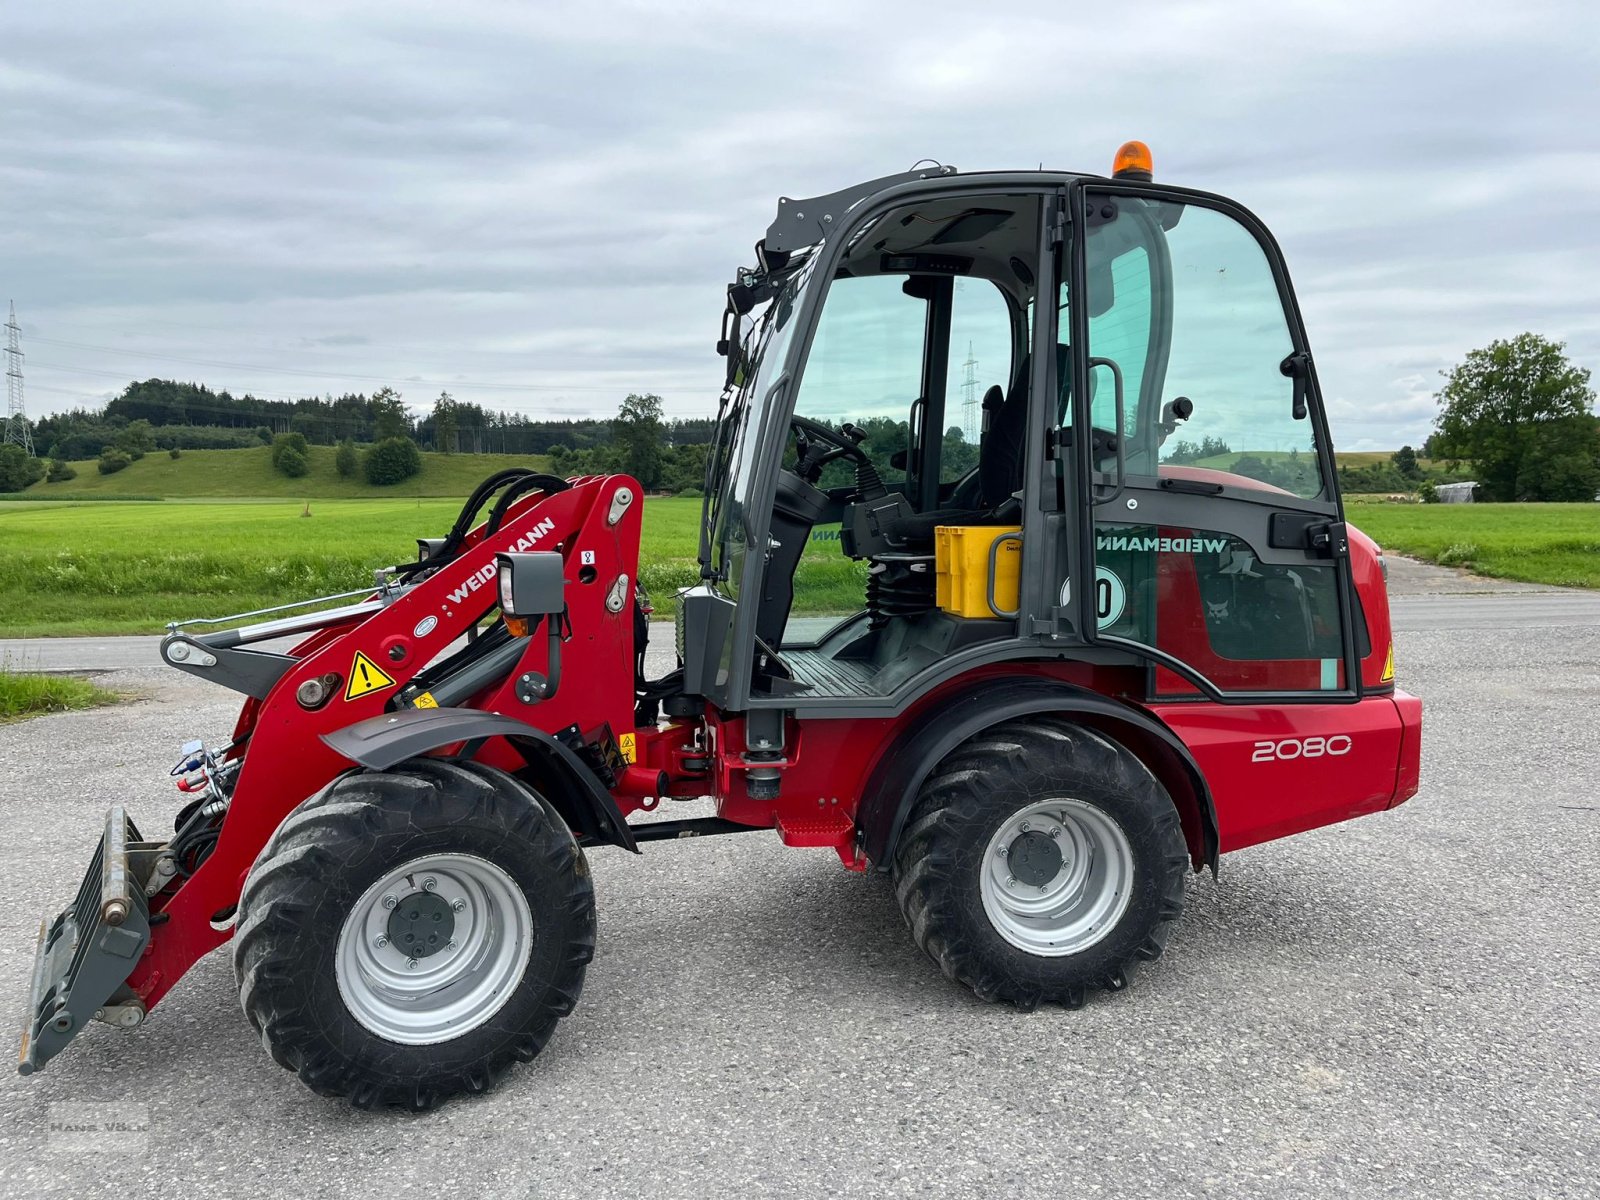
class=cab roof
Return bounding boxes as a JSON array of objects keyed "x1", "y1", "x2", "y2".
[{"x1": 763, "y1": 165, "x2": 1099, "y2": 255}]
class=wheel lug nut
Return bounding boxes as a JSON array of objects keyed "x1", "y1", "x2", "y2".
[
  {"x1": 422, "y1": 877, "x2": 438, "y2": 892},
  {"x1": 1020, "y1": 822, "x2": 1031, "y2": 832},
  {"x1": 381, "y1": 895, "x2": 398, "y2": 910},
  {"x1": 446, "y1": 939, "x2": 457, "y2": 952},
  {"x1": 1048, "y1": 827, "x2": 1060, "y2": 839},
  {"x1": 374, "y1": 934, "x2": 388, "y2": 949},
  {"x1": 1006, "y1": 876, "x2": 1016, "y2": 887},
  {"x1": 451, "y1": 898, "x2": 466, "y2": 912},
  {"x1": 406, "y1": 958, "x2": 418, "y2": 970},
  {"x1": 996, "y1": 846, "x2": 1008, "y2": 858}
]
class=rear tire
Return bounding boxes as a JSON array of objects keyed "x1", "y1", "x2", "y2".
[
  {"x1": 233, "y1": 758, "x2": 594, "y2": 1110},
  {"x1": 892, "y1": 718, "x2": 1187, "y2": 1010}
]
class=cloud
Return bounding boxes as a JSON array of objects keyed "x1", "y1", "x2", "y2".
[{"x1": 4, "y1": 0, "x2": 1597, "y2": 448}]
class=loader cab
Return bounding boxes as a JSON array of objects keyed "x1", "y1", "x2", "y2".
[{"x1": 693, "y1": 152, "x2": 1368, "y2": 715}]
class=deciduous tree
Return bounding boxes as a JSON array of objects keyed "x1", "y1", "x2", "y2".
[
  {"x1": 370, "y1": 387, "x2": 411, "y2": 442},
  {"x1": 614, "y1": 393, "x2": 665, "y2": 489},
  {"x1": 1434, "y1": 333, "x2": 1598, "y2": 501}
]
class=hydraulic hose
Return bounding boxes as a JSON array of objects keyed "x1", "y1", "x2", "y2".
[
  {"x1": 485, "y1": 473, "x2": 571, "y2": 537},
  {"x1": 396, "y1": 468, "x2": 545, "y2": 581}
]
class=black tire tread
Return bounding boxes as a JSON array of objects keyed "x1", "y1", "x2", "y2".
[
  {"x1": 233, "y1": 759, "x2": 594, "y2": 1111},
  {"x1": 891, "y1": 716, "x2": 1187, "y2": 1010}
]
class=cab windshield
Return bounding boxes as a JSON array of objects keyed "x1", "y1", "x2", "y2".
[{"x1": 705, "y1": 255, "x2": 818, "y2": 593}]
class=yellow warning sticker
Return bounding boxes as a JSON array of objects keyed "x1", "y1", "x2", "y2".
[
  {"x1": 412, "y1": 691, "x2": 439, "y2": 709},
  {"x1": 345, "y1": 651, "x2": 397, "y2": 701},
  {"x1": 619, "y1": 732, "x2": 637, "y2": 764}
]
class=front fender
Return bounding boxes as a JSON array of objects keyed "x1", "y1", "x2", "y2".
[
  {"x1": 323, "y1": 707, "x2": 637, "y2": 853},
  {"x1": 857, "y1": 677, "x2": 1219, "y2": 875}
]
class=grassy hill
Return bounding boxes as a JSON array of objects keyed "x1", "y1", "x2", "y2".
[
  {"x1": 19, "y1": 445, "x2": 554, "y2": 499},
  {"x1": 18, "y1": 444, "x2": 1452, "y2": 501},
  {"x1": 1190, "y1": 449, "x2": 1463, "y2": 473}
]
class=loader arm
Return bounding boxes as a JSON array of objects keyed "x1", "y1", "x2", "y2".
[{"x1": 22, "y1": 472, "x2": 642, "y2": 1066}]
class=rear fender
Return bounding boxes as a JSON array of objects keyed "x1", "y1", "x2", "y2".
[{"x1": 858, "y1": 677, "x2": 1219, "y2": 874}]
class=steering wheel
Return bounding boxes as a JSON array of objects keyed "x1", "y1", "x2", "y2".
[{"x1": 789, "y1": 415, "x2": 871, "y2": 485}]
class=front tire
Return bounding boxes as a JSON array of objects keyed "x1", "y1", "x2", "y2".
[
  {"x1": 892, "y1": 718, "x2": 1187, "y2": 1010},
  {"x1": 233, "y1": 758, "x2": 595, "y2": 1110}
]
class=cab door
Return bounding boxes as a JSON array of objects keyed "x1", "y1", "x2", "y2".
[{"x1": 1065, "y1": 183, "x2": 1363, "y2": 700}]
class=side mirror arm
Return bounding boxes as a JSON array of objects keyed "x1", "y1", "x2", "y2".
[{"x1": 1280, "y1": 352, "x2": 1311, "y2": 421}]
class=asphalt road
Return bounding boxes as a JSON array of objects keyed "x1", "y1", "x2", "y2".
[{"x1": 0, "y1": 562, "x2": 1596, "y2": 1198}]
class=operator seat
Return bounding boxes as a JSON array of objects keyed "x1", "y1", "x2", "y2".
[{"x1": 884, "y1": 343, "x2": 1071, "y2": 549}]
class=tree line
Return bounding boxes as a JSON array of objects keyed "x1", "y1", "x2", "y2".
[
  {"x1": 13, "y1": 334, "x2": 1596, "y2": 501},
  {"x1": 26, "y1": 379, "x2": 719, "y2": 463}
]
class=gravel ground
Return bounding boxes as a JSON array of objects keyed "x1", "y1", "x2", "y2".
[
  {"x1": 1378, "y1": 553, "x2": 1561, "y2": 596},
  {"x1": 0, "y1": 593, "x2": 1596, "y2": 1198}
]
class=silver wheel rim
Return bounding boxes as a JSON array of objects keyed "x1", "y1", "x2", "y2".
[
  {"x1": 335, "y1": 853, "x2": 533, "y2": 1045},
  {"x1": 979, "y1": 799, "x2": 1134, "y2": 957}
]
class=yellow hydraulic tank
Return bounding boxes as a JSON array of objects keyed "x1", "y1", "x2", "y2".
[{"x1": 934, "y1": 525, "x2": 1022, "y2": 618}]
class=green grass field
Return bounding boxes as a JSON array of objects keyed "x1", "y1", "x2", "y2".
[
  {"x1": 1348, "y1": 504, "x2": 1600, "y2": 589},
  {"x1": 0, "y1": 496, "x2": 865, "y2": 636},
  {"x1": 2, "y1": 488, "x2": 1595, "y2": 637},
  {"x1": 16, "y1": 445, "x2": 554, "y2": 500}
]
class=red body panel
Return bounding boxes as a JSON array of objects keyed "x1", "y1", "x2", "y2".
[
  {"x1": 1389, "y1": 690, "x2": 1423, "y2": 808},
  {"x1": 1149, "y1": 695, "x2": 1411, "y2": 852}
]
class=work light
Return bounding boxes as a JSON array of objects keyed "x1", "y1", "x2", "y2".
[{"x1": 496, "y1": 552, "x2": 566, "y2": 624}]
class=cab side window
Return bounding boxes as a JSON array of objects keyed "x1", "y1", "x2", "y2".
[
  {"x1": 941, "y1": 279, "x2": 1013, "y2": 484},
  {"x1": 1158, "y1": 206, "x2": 1319, "y2": 498},
  {"x1": 1081, "y1": 198, "x2": 1324, "y2": 499}
]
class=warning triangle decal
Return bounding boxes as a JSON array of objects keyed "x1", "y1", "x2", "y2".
[{"x1": 345, "y1": 650, "x2": 397, "y2": 701}]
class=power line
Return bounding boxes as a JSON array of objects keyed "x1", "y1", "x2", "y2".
[{"x1": 4, "y1": 302, "x2": 34, "y2": 456}]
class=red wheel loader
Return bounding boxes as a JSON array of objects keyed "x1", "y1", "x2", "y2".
[{"x1": 20, "y1": 143, "x2": 1422, "y2": 1108}]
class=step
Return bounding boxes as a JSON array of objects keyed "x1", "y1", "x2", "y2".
[{"x1": 775, "y1": 810, "x2": 855, "y2": 850}]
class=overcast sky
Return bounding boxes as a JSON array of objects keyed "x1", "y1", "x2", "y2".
[{"x1": 5, "y1": 0, "x2": 1598, "y2": 450}]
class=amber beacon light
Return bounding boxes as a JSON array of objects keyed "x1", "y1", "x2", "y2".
[{"x1": 1112, "y1": 140, "x2": 1154, "y2": 181}]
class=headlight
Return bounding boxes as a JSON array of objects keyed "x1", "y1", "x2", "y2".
[{"x1": 498, "y1": 562, "x2": 517, "y2": 613}]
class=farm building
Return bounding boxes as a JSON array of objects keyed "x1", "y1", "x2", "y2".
[{"x1": 1435, "y1": 481, "x2": 1478, "y2": 503}]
